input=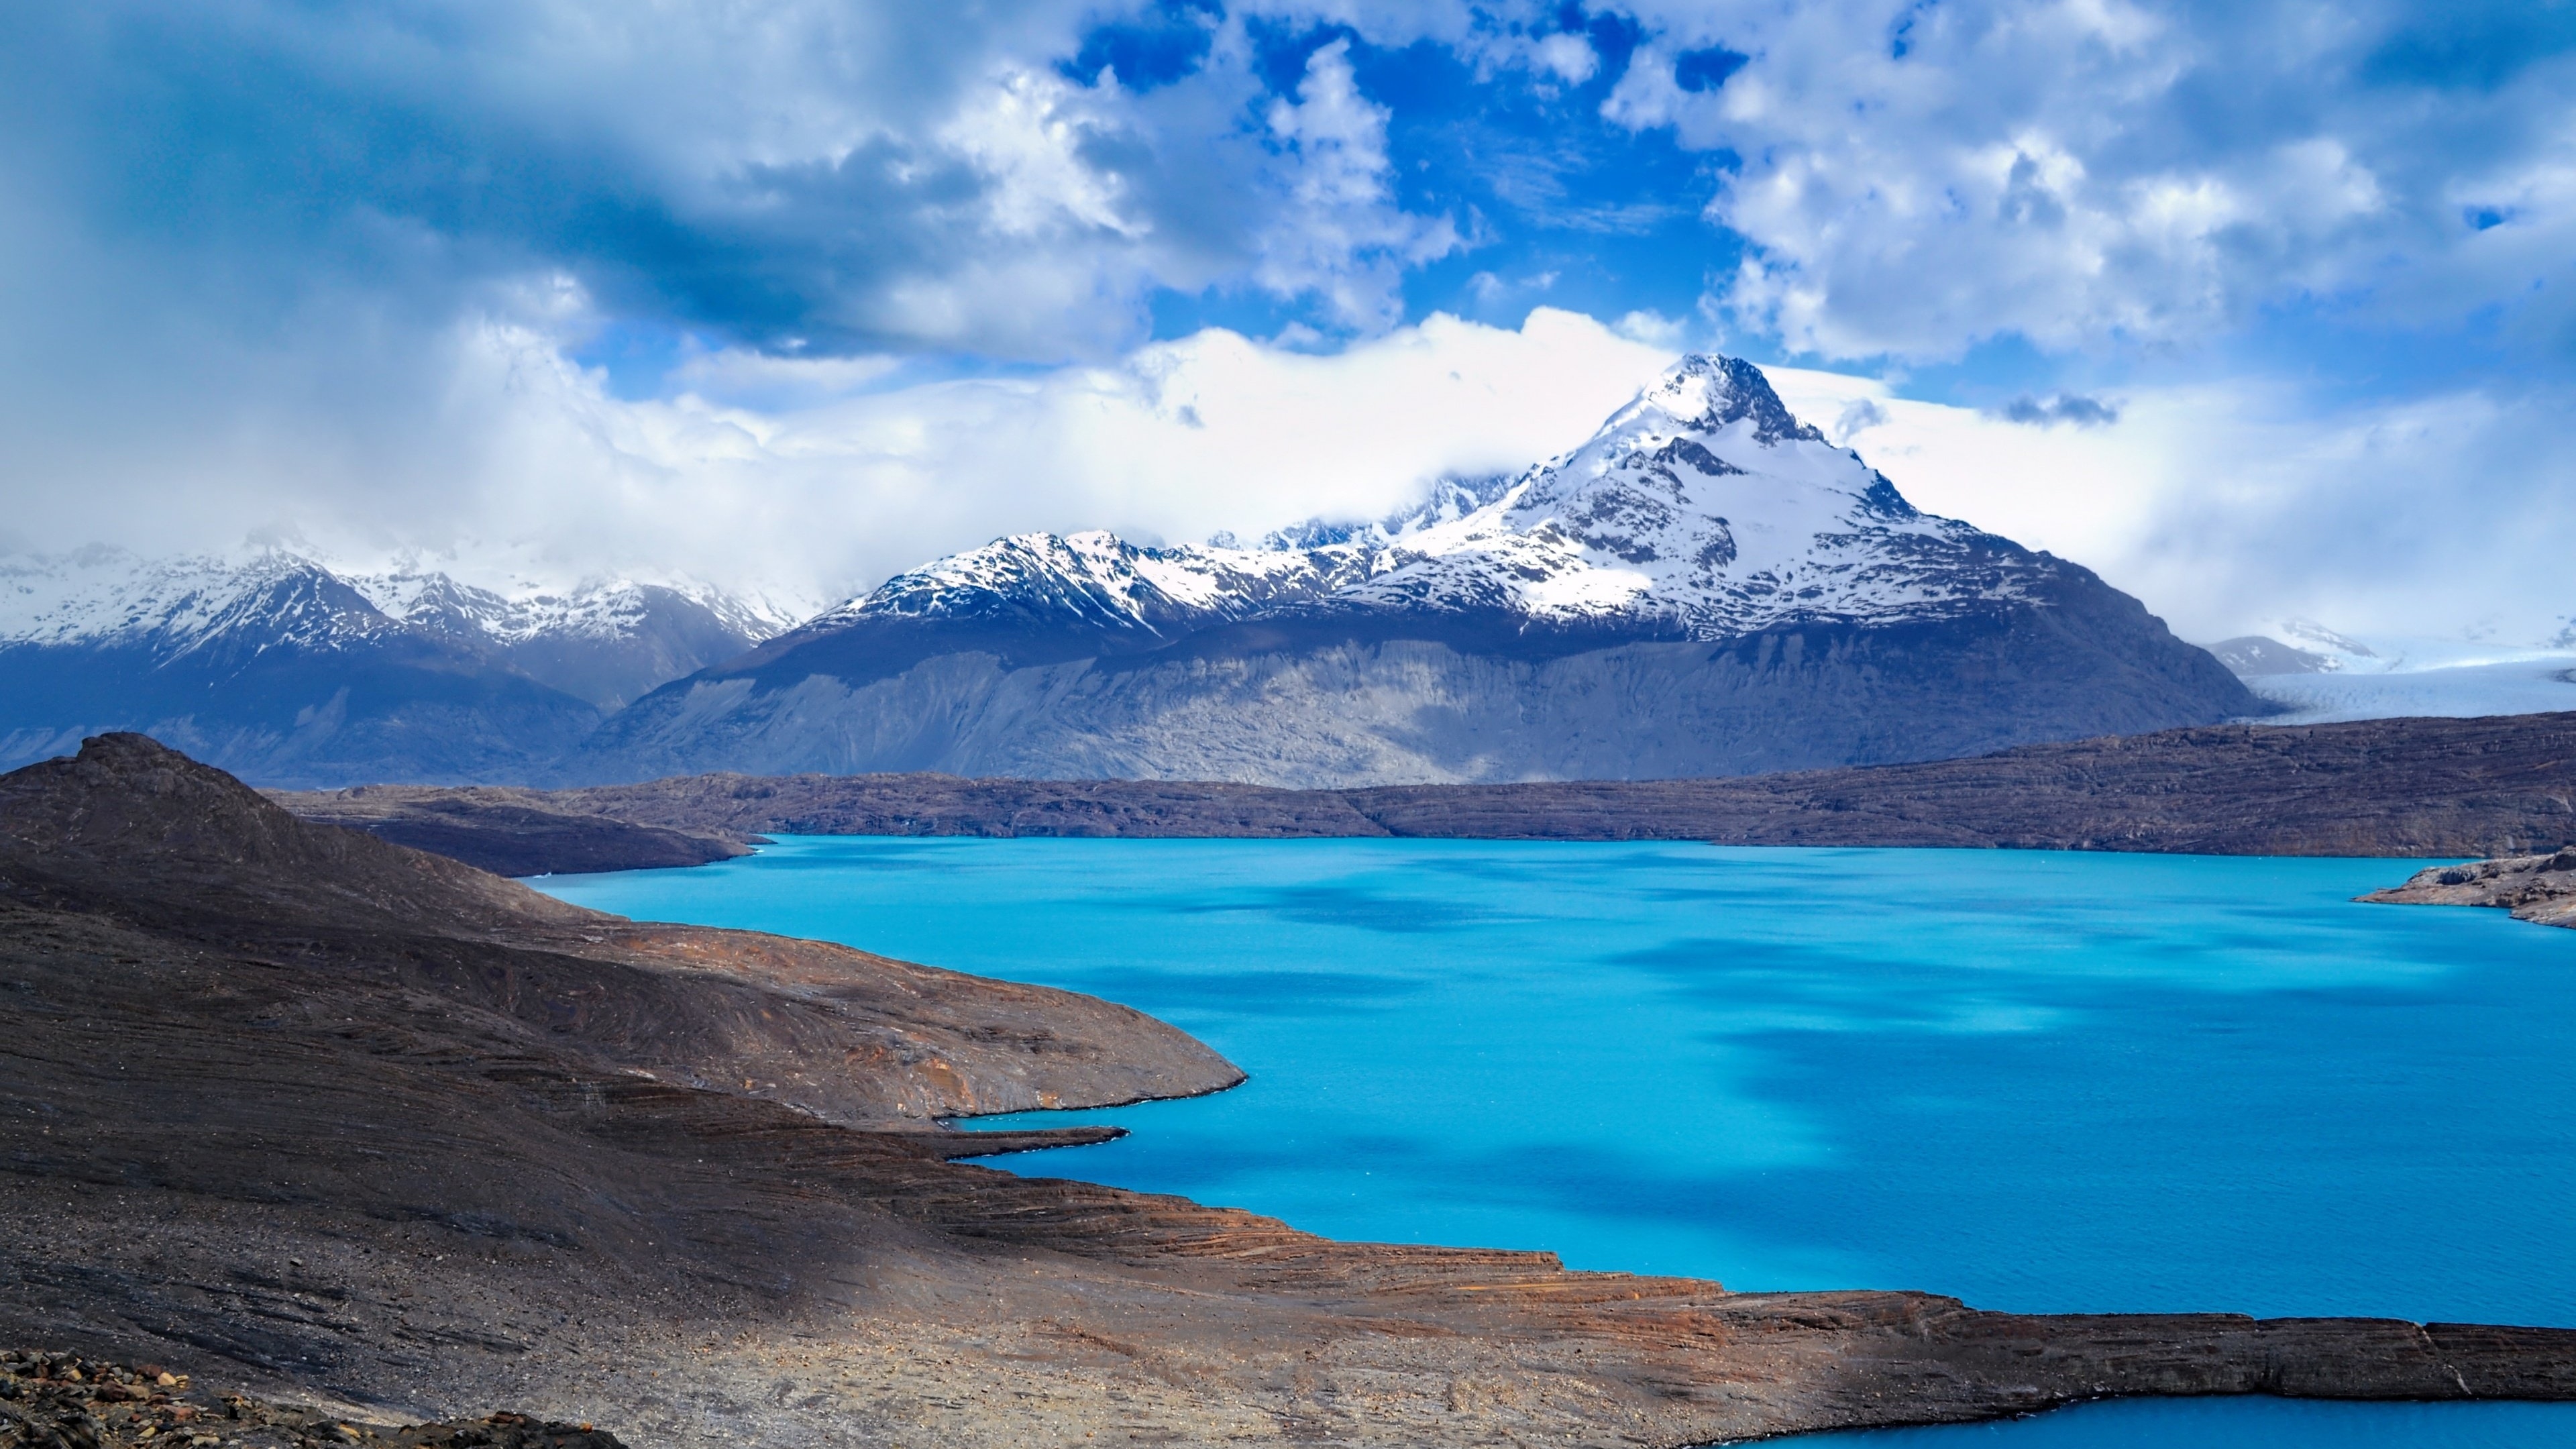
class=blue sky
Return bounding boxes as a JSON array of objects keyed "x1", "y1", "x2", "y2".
[{"x1": 0, "y1": 0, "x2": 2570, "y2": 639}]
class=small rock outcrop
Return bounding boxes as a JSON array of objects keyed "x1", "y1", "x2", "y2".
[
  {"x1": 2362, "y1": 847, "x2": 2576, "y2": 928},
  {"x1": 0, "y1": 1351, "x2": 625, "y2": 1449}
]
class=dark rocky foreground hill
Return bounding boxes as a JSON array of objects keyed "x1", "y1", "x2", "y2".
[
  {"x1": 278, "y1": 711, "x2": 2576, "y2": 875},
  {"x1": 13, "y1": 735, "x2": 2576, "y2": 1447}
]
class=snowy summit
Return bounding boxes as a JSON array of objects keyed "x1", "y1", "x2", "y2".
[{"x1": 804, "y1": 356, "x2": 2061, "y2": 648}]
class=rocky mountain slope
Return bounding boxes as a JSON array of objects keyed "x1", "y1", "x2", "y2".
[
  {"x1": 0, "y1": 549, "x2": 789, "y2": 786},
  {"x1": 574, "y1": 356, "x2": 2257, "y2": 787},
  {"x1": 11, "y1": 734, "x2": 2576, "y2": 1446},
  {"x1": 283, "y1": 710, "x2": 2576, "y2": 872}
]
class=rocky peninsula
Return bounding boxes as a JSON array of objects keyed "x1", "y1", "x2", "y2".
[
  {"x1": 14, "y1": 735, "x2": 2576, "y2": 1446},
  {"x1": 274, "y1": 710, "x2": 2576, "y2": 875},
  {"x1": 2363, "y1": 847, "x2": 2576, "y2": 928}
]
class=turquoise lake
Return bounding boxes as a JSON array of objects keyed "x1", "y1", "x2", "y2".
[{"x1": 535, "y1": 838, "x2": 2576, "y2": 1446}]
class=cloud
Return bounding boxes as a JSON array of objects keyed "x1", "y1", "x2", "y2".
[
  {"x1": 0, "y1": 3, "x2": 1458, "y2": 364},
  {"x1": 1585, "y1": 0, "x2": 2576, "y2": 362},
  {"x1": 0, "y1": 307, "x2": 1673, "y2": 606},
  {"x1": 1766, "y1": 366, "x2": 2576, "y2": 645},
  {"x1": 1992, "y1": 394, "x2": 2121, "y2": 427},
  {"x1": 1252, "y1": 39, "x2": 1462, "y2": 329},
  {"x1": 1831, "y1": 397, "x2": 1889, "y2": 442},
  {"x1": 15, "y1": 270, "x2": 2567, "y2": 653}
]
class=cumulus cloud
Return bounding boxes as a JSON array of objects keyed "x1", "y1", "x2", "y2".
[
  {"x1": 1588, "y1": 0, "x2": 2576, "y2": 361},
  {"x1": 0, "y1": 2, "x2": 1457, "y2": 364}
]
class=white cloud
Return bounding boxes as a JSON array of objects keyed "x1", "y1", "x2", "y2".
[
  {"x1": 0, "y1": 307, "x2": 1671, "y2": 606},
  {"x1": 1534, "y1": 33, "x2": 1602, "y2": 85},
  {"x1": 10, "y1": 275, "x2": 2567, "y2": 645},
  {"x1": 1591, "y1": 0, "x2": 2576, "y2": 360},
  {"x1": 0, "y1": 3, "x2": 1470, "y2": 366},
  {"x1": 1766, "y1": 366, "x2": 2576, "y2": 644},
  {"x1": 1253, "y1": 40, "x2": 1462, "y2": 329}
]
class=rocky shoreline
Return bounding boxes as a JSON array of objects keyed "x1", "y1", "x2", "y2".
[
  {"x1": 270, "y1": 710, "x2": 2576, "y2": 875},
  {"x1": 2362, "y1": 847, "x2": 2576, "y2": 928},
  {"x1": 15, "y1": 735, "x2": 2576, "y2": 1446}
]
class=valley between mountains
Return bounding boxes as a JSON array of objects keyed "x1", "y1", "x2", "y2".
[{"x1": 11, "y1": 733, "x2": 2576, "y2": 1448}]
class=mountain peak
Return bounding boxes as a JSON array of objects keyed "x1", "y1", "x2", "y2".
[
  {"x1": 804, "y1": 355, "x2": 2041, "y2": 648},
  {"x1": 1637, "y1": 354, "x2": 1829, "y2": 449}
]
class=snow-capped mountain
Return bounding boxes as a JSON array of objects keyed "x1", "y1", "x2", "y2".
[
  {"x1": 346, "y1": 567, "x2": 799, "y2": 709},
  {"x1": 0, "y1": 547, "x2": 409, "y2": 658},
  {"x1": 576, "y1": 356, "x2": 2255, "y2": 788},
  {"x1": 770, "y1": 357, "x2": 2070, "y2": 657},
  {"x1": 0, "y1": 547, "x2": 792, "y2": 785}
]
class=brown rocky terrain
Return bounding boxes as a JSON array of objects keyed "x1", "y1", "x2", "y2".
[
  {"x1": 0, "y1": 1350, "x2": 625, "y2": 1449},
  {"x1": 13, "y1": 733, "x2": 2576, "y2": 1446},
  {"x1": 256, "y1": 786, "x2": 759, "y2": 877},
  {"x1": 2362, "y1": 847, "x2": 2576, "y2": 928},
  {"x1": 273, "y1": 711, "x2": 2576, "y2": 875}
]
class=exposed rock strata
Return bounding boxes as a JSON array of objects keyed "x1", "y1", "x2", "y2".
[
  {"x1": 2361, "y1": 847, "x2": 2576, "y2": 928},
  {"x1": 12, "y1": 735, "x2": 2576, "y2": 1446},
  {"x1": 283, "y1": 711, "x2": 2576, "y2": 873}
]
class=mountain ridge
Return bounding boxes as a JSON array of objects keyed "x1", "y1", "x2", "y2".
[
  {"x1": 0, "y1": 547, "x2": 791, "y2": 785},
  {"x1": 572, "y1": 354, "x2": 2256, "y2": 788}
]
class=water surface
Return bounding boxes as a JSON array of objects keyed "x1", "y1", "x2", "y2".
[{"x1": 539, "y1": 839, "x2": 2576, "y2": 1444}]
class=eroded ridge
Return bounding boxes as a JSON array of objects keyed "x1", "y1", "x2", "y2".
[{"x1": 11, "y1": 733, "x2": 2576, "y2": 1446}]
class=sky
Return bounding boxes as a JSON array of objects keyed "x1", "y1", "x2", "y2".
[{"x1": 0, "y1": 0, "x2": 2570, "y2": 641}]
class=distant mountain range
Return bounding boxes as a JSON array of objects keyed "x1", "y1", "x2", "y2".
[
  {"x1": 0, "y1": 549, "x2": 792, "y2": 786},
  {"x1": 573, "y1": 356, "x2": 2257, "y2": 786},
  {"x1": 5, "y1": 356, "x2": 2265, "y2": 788}
]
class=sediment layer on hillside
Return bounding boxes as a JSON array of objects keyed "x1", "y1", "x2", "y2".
[
  {"x1": 16, "y1": 734, "x2": 2576, "y2": 1447},
  {"x1": 280, "y1": 710, "x2": 2576, "y2": 874}
]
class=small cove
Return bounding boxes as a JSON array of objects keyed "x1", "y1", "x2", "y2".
[{"x1": 537, "y1": 839, "x2": 2576, "y2": 1445}]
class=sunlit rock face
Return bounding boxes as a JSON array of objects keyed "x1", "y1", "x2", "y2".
[{"x1": 575, "y1": 356, "x2": 2259, "y2": 788}]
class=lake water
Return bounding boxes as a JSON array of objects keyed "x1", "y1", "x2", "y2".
[{"x1": 536, "y1": 838, "x2": 2576, "y2": 1446}]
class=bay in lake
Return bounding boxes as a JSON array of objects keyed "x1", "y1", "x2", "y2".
[{"x1": 537, "y1": 838, "x2": 2576, "y2": 1445}]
